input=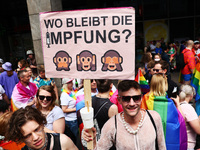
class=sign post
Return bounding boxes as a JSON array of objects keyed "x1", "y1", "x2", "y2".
[{"x1": 83, "y1": 79, "x2": 93, "y2": 149}]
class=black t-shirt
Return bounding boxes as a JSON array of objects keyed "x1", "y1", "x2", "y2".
[
  {"x1": 167, "y1": 78, "x2": 179, "y2": 98},
  {"x1": 92, "y1": 96, "x2": 113, "y2": 131}
]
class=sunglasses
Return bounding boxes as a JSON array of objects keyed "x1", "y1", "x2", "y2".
[
  {"x1": 38, "y1": 95, "x2": 52, "y2": 101},
  {"x1": 153, "y1": 69, "x2": 161, "y2": 72},
  {"x1": 90, "y1": 79, "x2": 96, "y2": 83},
  {"x1": 119, "y1": 95, "x2": 142, "y2": 103}
]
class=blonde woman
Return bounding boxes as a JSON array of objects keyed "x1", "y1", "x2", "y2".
[
  {"x1": 177, "y1": 84, "x2": 200, "y2": 150},
  {"x1": 36, "y1": 85, "x2": 65, "y2": 133},
  {"x1": 141, "y1": 74, "x2": 187, "y2": 150},
  {"x1": 60, "y1": 78, "x2": 78, "y2": 138}
]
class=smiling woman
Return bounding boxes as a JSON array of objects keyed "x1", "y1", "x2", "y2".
[{"x1": 36, "y1": 85, "x2": 65, "y2": 134}]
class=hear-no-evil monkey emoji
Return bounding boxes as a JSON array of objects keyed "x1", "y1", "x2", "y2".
[
  {"x1": 101, "y1": 50, "x2": 123, "y2": 71},
  {"x1": 76, "y1": 50, "x2": 96, "y2": 71},
  {"x1": 53, "y1": 51, "x2": 72, "y2": 71}
]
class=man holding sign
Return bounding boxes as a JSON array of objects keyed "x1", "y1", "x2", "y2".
[{"x1": 82, "y1": 80, "x2": 166, "y2": 149}]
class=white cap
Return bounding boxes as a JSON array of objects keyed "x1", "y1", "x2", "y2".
[
  {"x1": 26, "y1": 50, "x2": 34, "y2": 55},
  {"x1": 62, "y1": 78, "x2": 74, "y2": 84}
]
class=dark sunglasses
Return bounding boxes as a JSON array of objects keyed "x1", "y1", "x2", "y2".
[
  {"x1": 119, "y1": 95, "x2": 142, "y2": 103},
  {"x1": 153, "y1": 69, "x2": 161, "y2": 72},
  {"x1": 90, "y1": 79, "x2": 96, "y2": 83},
  {"x1": 39, "y1": 95, "x2": 52, "y2": 101}
]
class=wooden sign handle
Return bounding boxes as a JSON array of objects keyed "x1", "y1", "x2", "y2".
[{"x1": 84, "y1": 79, "x2": 93, "y2": 150}]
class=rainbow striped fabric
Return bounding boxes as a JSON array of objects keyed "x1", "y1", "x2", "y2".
[
  {"x1": 141, "y1": 93, "x2": 187, "y2": 150},
  {"x1": 191, "y1": 62, "x2": 200, "y2": 101},
  {"x1": 191, "y1": 62, "x2": 200, "y2": 115},
  {"x1": 61, "y1": 88, "x2": 77, "y2": 100},
  {"x1": 135, "y1": 69, "x2": 150, "y2": 94}
]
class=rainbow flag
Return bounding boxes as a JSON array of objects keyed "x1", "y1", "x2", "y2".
[
  {"x1": 135, "y1": 69, "x2": 150, "y2": 94},
  {"x1": 191, "y1": 62, "x2": 200, "y2": 101},
  {"x1": 191, "y1": 62, "x2": 200, "y2": 115},
  {"x1": 141, "y1": 93, "x2": 187, "y2": 150}
]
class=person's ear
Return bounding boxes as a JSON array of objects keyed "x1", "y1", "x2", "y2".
[
  {"x1": 118, "y1": 95, "x2": 122, "y2": 104},
  {"x1": 163, "y1": 69, "x2": 167, "y2": 74}
]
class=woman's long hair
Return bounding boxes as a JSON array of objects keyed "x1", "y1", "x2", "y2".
[{"x1": 149, "y1": 74, "x2": 168, "y2": 96}]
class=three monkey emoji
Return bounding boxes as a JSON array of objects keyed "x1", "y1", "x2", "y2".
[{"x1": 53, "y1": 50, "x2": 123, "y2": 72}]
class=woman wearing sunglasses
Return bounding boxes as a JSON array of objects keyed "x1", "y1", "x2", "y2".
[
  {"x1": 36, "y1": 85, "x2": 65, "y2": 133},
  {"x1": 141, "y1": 74, "x2": 187, "y2": 150}
]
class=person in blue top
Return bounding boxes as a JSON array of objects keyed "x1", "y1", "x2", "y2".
[
  {"x1": 34, "y1": 65, "x2": 58, "y2": 100},
  {"x1": 155, "y1": 42, "x2": 162, "y2": 54}
]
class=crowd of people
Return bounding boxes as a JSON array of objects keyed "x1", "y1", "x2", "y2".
[{"x1": 0, "y1": 40, "x2": 199, "y2": 150}]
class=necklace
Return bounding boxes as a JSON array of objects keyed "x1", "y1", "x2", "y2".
[
  {"x1": 61, "y1": 88, "x2": 77, "y2": 100},
  {"x1": 28, "y1": 134, "x2": 48, "y2": 150},
  {"x1": 122, "y1": 111, "x2": 143, "y2": 135},
  {"x1": 42, "y1": 110, "x2": 50, "y2": 117}
]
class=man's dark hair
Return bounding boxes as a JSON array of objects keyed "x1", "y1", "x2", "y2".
[
  {"x1": 6, "y1": 106, "x2": 47, "y2": 143},
  {"x1": 118, "y1": 80, "x2": 141, "y2": 94},
  {"x1": 18, "y1": 70, "x2": 28, "y2": 80},
  {"x1": 0, "y1": 100, "x2": 9, "y2": 113},
  {"x1": 96, "y1": 79, "x2": 112, "y2": 93},
  {"x1": 155, "y1": 60, "x2": 169, "y2": 70}
]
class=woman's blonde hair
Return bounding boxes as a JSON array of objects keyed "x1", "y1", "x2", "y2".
[
  {"x1": 179, "y1": 84, "x2": 196, "y2": 101},
  {"x1": 36, "y1": 85, "x2": 56, "y2": 111},
  {"x1": 150, "y1": 74, "x2": 168, "y2": 96}
]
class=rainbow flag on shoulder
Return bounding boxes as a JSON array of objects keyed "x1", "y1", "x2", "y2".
[
  {"x1": 141, "y1": 93, "x2": 187, "y2": 150},
  {"x1": 135, "y1": 69, "x2": 150, "y2": 94}
]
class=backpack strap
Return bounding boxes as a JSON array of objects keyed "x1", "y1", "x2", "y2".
[
  {"x1": 146, "y1": 110, "x2": 159, "y2": 150},
  {"x1": 94, "y1": 101, "x2": 108, "y2": 118}
]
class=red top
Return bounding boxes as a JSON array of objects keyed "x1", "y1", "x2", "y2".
[{"x1": 181, "y1": 48, "x2": 195, "y2": 75}]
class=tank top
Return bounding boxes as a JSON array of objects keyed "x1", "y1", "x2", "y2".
[
  {"x1": 92, "y1": 96, "x2": 113, "y2": 131},
  {"x1": 21, "y1": 133, "x2": 61, "y2": 150}
]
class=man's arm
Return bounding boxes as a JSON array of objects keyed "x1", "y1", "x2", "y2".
[{"x1": 60, "y1": 133, "x2": 78, "y2": 150}]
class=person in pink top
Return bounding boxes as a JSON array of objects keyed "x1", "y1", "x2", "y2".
[
  {"x1": 175, "y1": 84, "x2": 200, "y2": 150},
  {"x1": 110, "y1": 90, "x2": 123, "y2": 113},
  {"x1": 181, "y1": 40, "x2": 196, "y2": 84}
]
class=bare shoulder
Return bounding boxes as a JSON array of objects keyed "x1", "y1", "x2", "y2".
[
  {"x1": 110, "y1": 104, "x2": 118, "y2": 111},
  {"x1": 108, "y1": 104, "x2": 118, "y2": 118},
  {"x1": 59, "y1": 133, "x2": 78, "y2": 150}
]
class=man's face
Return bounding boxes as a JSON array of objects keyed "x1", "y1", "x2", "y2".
[
  {"x1": 194, "y1": 44, "x2": 200, "y2": 50},
  {"x1": 152, "y1": 64, "x2": 166, "y2": 75},
  {"x1": 91, "y1": 79, "x2": 97, "y2": 90},
  {"x1": 28, "y1": 54, "x2": 33, "y2": 59},
  {"x1": 39, "y1": 71, "x2": 45, "y2": 79},
  {"x1": 118, "y1": 88, "x2": 142, "y2": 119},
  {"x1": 21, "y1": 120, "x2": 46, "y2": 150},
  {"x1": 21, "y1": 72, "x2": 30, "y2": 84}
]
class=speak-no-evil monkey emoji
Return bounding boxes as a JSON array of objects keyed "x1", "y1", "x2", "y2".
[
  {"x1": 101, "y1": 50, "x2": 123, "y2": 71},
  {"x1": 76, "y1": 50, "x2": 96, "y2": 71},
  {"x1": 53, "y1": 51, "x2": 72, "y2": 71}
]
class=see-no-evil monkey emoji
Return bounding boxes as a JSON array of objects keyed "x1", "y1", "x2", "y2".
[
  {"x1": 101, "y1": 50, "x2": 123, "y2": 71},
  {"x1": 76, "y1": 50, "x2": 96, "y2": 71},
  {"x1": 53, "y1": 51, "x2": 72, "y2": 71}
]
